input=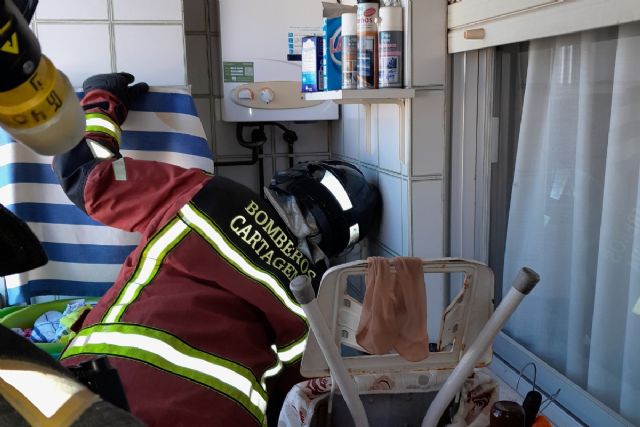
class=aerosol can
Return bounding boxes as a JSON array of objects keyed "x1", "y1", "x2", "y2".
[
  {"x1": 356, "y1": 0, "x2": 379, "y2": 89},
  {"x1": 341, "y1": 13, "x2": 358, "y2": 90},
  {"x1": 378, "y1": 3, "x2": 403, "y2": 88}
]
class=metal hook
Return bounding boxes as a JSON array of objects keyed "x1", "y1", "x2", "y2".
[
  {"x1": 540, "y1": 388, "x2": 561, "y2": 413},
  {"x1": 516, "y1": 362, "x2": 537, "y2": 394}
]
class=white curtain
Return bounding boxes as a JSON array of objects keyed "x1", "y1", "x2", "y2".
[{"x1": 502, "y1": 23, "x2": 640, "y2": 425}]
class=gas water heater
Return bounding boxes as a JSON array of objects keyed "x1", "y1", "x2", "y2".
[{"x1": 218, "y1": 0, "x2": 339, "y2": 122}]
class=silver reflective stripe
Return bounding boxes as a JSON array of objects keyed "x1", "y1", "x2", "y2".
[
  {"x1": 634, "y1": 297, "x2": 640, "y2": 315},
  {"x1": 179, "y1": 204, "x2": 307, "y2": 321},
  {"x1": 65, "y1": 328, "x2": 267, "y2": 418},
  {"x1": 319, "y1": 170, "x2": 352, "y2": 211},
  {"x1": 348, "y1": 223, "x2": 360, "y2": 246},
  {"x1": 103, "y1": 218, "x2": 190, "y2": 323},
  {"x1": 87, "y1": 138, "x2": 116, "y2": 159}
]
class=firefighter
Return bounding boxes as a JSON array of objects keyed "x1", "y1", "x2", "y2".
[{"x1": 53, "y1": 73, "x2": 380, "y2": 426}]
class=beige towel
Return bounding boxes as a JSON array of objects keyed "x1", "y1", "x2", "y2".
[{"x1": 356, "y1": 257, "x2": 429, "y2": 362}]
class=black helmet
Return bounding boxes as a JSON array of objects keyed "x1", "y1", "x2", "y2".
[{"x1": 269, "y1": 160, "x2": 380, "y2": 257}]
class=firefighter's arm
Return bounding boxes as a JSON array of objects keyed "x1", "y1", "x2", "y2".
[{"x1": 53, "y1": 73, "x2": 210, "y2": 233}]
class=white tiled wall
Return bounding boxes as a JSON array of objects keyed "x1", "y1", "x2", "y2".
[
  {"x1": 112, "y1": 0, "x2": 183, "y2": 21},
  {"x1": 183, "y1": 0, "x2": 448, "y2": 264},
  {"x1": 37, "y1": 23, "x2": 112, "y2": 86},
  {"x1": 33, "y1": 0, "x2": 448, "y2": 262},
  {"x1": 33, "y1": 0, "x2": 186, "y2": 88},
  {"x1": 327, "y1": 0, "x2": 448, "y2": 261}
]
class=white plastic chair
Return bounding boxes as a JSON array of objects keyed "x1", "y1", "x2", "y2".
[{"x1": 291, "y1": 257, "x2": 539, "y2": 427}]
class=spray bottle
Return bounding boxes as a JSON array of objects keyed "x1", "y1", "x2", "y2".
[
  {"x1": 378, "y1": 1, "x2": 403, "y2": 88},
  {"x1": 341, "y1": 13, "x2": 357, "y2": 90},
  {"x1": 356, "y1": 0, "x2": 379, "y2": 89}
]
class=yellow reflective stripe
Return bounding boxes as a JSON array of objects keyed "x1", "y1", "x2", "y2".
[
  {"x1": 276, "y1": 334, "x2": 307, "y2": 365},
  {"x1": 85, "y1": 113, "x2": 121, "y2": 143},
  {"x1": 179, "y1": 203, "x2": 307, "y2": 322},
  {"x1": 261, "y1": 346, "x2": 283, "y2": 389},
  {"x1": 102, "y1": 218, "x2": 190, "y2": 323},
  {"x1": 62, "y1": 324, "x2": 267, "y2": 423}
]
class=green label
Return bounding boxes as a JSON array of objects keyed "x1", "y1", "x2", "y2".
[{"x1": 223, "y1": 62, "x2": 254, "y2": 83}]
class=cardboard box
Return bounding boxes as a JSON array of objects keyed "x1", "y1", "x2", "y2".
[{"x1": 322, "y1": 16, "x2": 342, "y2": 91}]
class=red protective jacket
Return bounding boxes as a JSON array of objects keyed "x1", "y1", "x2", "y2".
[{"x1": 53, "y1": 91, "x2": 323, "y2": 426}]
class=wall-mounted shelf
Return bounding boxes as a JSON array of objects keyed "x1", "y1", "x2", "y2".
[{"x1": 303, "y1": 88, "x2": 415, "y2": 104}]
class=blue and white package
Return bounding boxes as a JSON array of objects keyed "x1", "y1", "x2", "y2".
[
  {"x1": 322, "y1": 16, "x2": 342, "y2": 91},
  {"x1": 301, "y1": 36, "x2": 324, "y2": 93},
  {"x1": 32, "y1": 310, "x2": 63, "y2": 343}
]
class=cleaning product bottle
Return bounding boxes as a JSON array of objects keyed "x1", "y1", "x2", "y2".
[
  {"x1": 356, "y1": 0, "x2": 379, "y2": 89},
  {"x1": 341, "y1": 13, "x2": 358, "y2": 90},
  {"x1": 378, "y1": 3, "x2": 403, "y2": 88}
]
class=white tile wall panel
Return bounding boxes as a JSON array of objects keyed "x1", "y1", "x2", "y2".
[
  {"x1": 412, "y1": 90, "x2": 445, "y2": 176},
  {"x1": 359, "y1": 106, "x2": 378, "y2": 167},
  {"x1": 36, "y1": 0, "x2": 109, "y2": 20},
  {"x1": 274, "y1": 157, "x2": 290, "y2": 173},
  {"x1": 359, "y1": 163, "x2": 379, "y2": 189},
  {"x1": 342, "y1": 105, "x2": 360, "y2": 160},
  {"x1": 215, "y1": 163, "x2": 260, "y2": 190},
  {"x1": 37, "y1": 23, "x2": 112, "y2": 87},
  {"x1": 209, "y1": 36, "x2": 222, "y2": 97},
  {"x1": 214, "y1": 120, "x2": 262, "y2": 156},
  {"x1": 262, "y1": 128, "x2": 273, "y2": 155},
  {"x1": 377, "y1": 172, "x2": 404, "y2": 255},
  {"x1": 193, "y1": 98, "x2": 213, "y2": 146},
  {"x1": 184, "y1": 0, "x2": 207, "y2": 32},
  {"x1": 372, "y1": 241, "x2": 398, "y2": 258},
  {"x1": 412, "y1": 0, "x2": 446, "y2": 87},
  {"x1": 411, "y1": 179, "x2": 444, "y2": 258},
  {"x1": 114, "y1": 25, "x2": 186, "y2": 86},
  {"x1": 402, "y1": 176, "x2": 410, "y2": 255},
  {"x1": 186, "y1": 35, "x2": 211, "y2": 95},
  {"x1": 113, "y1": 0, "x2": 183, "y2": 21},
  {"x1": 262, "y1": 157, "x2": 276, "y2": 185},
  {"x1": 274, "y1": 122, "x2": 329, "y2": 154},
  {"x1": 330, "y1": 117, "x2": 343, "y2": 156},
  {"x1": 209, "y1": 0, "x2": 220, "y2": 32},
  {"x1": 378, "y1": 103, "x2": 403, "y2": 174}
]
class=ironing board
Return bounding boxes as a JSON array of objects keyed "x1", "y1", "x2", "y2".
[{"x1": 0, "y1": 87, "x2": 214, "y2": 306}]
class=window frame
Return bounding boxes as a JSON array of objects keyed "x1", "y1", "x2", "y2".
[
  {"x1": 448, "y1": 0, "x2": 640, "y2": 53},
  {"x1": 449, "y1": 47, "x2": 637, "y2": 427}
]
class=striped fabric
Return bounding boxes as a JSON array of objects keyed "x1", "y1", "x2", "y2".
[{"x1": 0, "y1": 88, "x2": 214, "y2": 306}]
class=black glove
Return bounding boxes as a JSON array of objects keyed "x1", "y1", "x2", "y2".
[
  {"x1": 81, "y1": 72, "x2": 149, "y2": 124},
  {"x1": 83, "y1": 72, "x2": 149, "y2": 110}
]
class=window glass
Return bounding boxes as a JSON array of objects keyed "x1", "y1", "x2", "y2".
[{"x1": 493, "y1": 23, "x2": 640, "y2": 425}]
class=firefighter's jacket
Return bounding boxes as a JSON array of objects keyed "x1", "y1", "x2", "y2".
[{"x1": 53, "y1": 98, "x2": 323, "y2": 426}]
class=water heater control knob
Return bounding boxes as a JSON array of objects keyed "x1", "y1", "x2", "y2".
[
  {"x1": 259, "y1": 88, "x2": 275, "y2": 104},
  {"x1": 237, "y1": 88, "x2": 254, "y2": 100}
]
